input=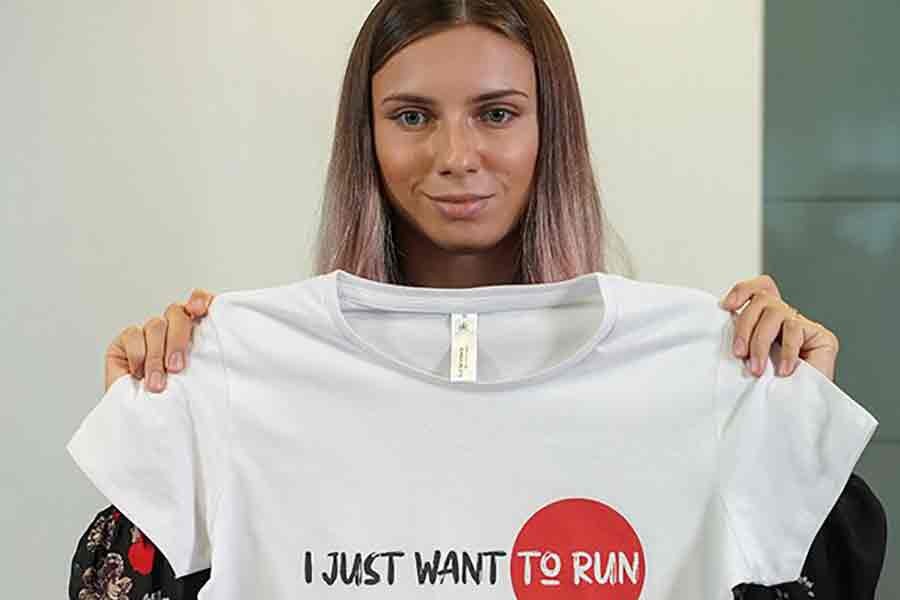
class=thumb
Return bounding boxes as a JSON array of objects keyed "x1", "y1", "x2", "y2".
[
  {"x1": 798, "y1": 322, "x2": 839, "y2": 382},
  {"x1": 104, "y1": 342, "x2": 132, "y2": 393}
]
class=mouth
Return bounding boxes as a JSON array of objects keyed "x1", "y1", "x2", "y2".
[
  {"x1": 426, "y1": 193, "x2": 493, "y2": 220},
  {"x1": 426, "y1": 193, "x2": 493, "y2": 204}
]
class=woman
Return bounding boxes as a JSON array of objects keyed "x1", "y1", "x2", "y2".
[{"x1": 69, "y1": 1, "x2": 884, "y2": 598}]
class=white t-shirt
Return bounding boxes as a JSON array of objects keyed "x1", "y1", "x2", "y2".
[{"x1": 67, "y1": 269, "x2": 878, "y2": 599}]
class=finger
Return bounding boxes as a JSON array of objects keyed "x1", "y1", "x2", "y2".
[
  {"x1": 105, "y1": 328, "x2": 141, "y2": 392},
  {"x1": 720, "y1": 274, "x2": 781, "y2": 310},
  {"x1": 777, "y1": 317, "x2": 804, "y2": 377},
  {"x1": 800, "y1": 323, "x2": 840, "y2": 382},
  {"x1": 185, "y1": 288, "x2": 216, "y2": 318},
  {"x1": 121, "y1": 325, "x2": 147, "y2": 379},
  {"x1": 731, "y1": 293, "x2": 769, "y2": 358},
  {"x1": 164, "y1": 303, "x2": 193, "y2": 373},
  {"x1": 748, "y1": 305, "x2": 785, "y2": 377},
  {"x1": 143, "y1": 316, "x2": 168, "y2": 393}
]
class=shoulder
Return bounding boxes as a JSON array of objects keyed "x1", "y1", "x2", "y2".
[
  {"x1": 202, "y1": 273, "x2": 334, "y2": 330},
  {"x1": 199, "y1": 272, "x2": 345, "y2": 351},
  {"x1": 207, "y1": 273, "x2": 331, "y2": 316},
  {"x1": 601, "y1": 273, "x2": 734, "y2": 344}
]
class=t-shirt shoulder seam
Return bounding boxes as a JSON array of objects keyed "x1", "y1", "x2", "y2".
[
  {"x1": 599, "y1": 273, "x2": 622, "y2": 345},
  {"x1": 205, "y1": 304, "x2": 232, "y2": 538},
  {"x1": 715, "y1": 487, "x2": 757, "y2": 582},
  {"x1": 713, "y1": 314, "x2": 729, "y2": 444},
  {"x1": 713, "y1": 313, "x2": 755, "y2": 580}
]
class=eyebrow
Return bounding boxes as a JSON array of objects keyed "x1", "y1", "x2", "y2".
[{"x1": 380, "y1": 88, "x2": 529, "y2": 106}]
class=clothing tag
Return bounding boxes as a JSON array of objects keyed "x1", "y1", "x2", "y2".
[{"x1": 450, "y1": 313, "x2": 478, "y2": 383}]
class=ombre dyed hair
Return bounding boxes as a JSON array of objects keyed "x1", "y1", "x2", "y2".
[{"x1": 313, "y1": 0, "x2": 629, "y2": 284}]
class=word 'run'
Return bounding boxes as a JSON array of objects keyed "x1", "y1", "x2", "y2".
[{"x1": 518, "y1": 550, "x2": 642, "y2": 586}]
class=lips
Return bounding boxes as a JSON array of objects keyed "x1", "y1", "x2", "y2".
[
  {"x1": 426, "y1": 193, "x2": 493, "y2": 203},
  {"x1": 427, "y1": 193, "x2": 492, "y2": 220}
]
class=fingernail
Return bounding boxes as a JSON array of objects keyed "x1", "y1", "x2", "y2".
[
  {"x1": 168, "y1": 352, "x2": 183, "y2": 371},
  {"x1": 779, "y1": 360, "x2": 789, "y2": 376},
  {"x1": 732, "y1": 337, "x2": 746, "y2": 356},
  {"x1": 750, "y1": 357, "x2": 760, "y2": 376},
  {"x1": 149, "y1": 371, "x2": 163, "y2": 391}
]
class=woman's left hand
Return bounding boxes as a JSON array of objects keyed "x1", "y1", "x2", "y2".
[{"x1": 719, "y1": 275, "x2": 841, "y2": 382}]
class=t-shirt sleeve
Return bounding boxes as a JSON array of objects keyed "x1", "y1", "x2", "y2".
[
  {"x1": 714, "y1": 314, "x2": 878, "y2": 586},
  {"x1": 66, "y1": 313, "x2": 229, "y2": 579}
]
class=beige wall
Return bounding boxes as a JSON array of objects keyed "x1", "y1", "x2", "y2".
[{"x1": 0, "y1": 2, "x2": 761, "y2": 596}]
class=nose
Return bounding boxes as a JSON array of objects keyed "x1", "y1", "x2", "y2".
[{"x1": 434, "y1": 117, "x2": 481, "y2": 176}]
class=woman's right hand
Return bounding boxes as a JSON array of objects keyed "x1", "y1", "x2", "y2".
[{"x1": 104, "y1": 289, "x2": 216, "y2": 393}]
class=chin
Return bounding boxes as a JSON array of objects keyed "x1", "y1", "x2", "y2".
[
  {"x1": 432, "y1": 214, "x2": 525, "y2": 249},
  {"x1": 433, "y1": 231, "x2": 509, "y2": 254}
]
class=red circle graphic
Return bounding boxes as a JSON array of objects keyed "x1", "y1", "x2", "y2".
[{"x1": 510, "y1": 498, "x2": 645, "y2": 599}]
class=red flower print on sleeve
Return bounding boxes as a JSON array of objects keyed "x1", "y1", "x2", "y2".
[{"x1": 127, "y1": 527, "x2": 157, "y2": 576}]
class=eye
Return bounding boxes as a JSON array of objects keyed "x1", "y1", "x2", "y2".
[
  {"x1": 482, "y1": 108, "x2": 516, "y2": 125},
  {"x1": 392, "y1": 110, "x2": 430, "y2": 128}
]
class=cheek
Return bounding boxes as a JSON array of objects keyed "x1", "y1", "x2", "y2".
[
  {"x1": 374, "y1": 124, "x2": 421, "y2": 196},
  {"x1": 492, "y1": 129, "x2": 539, "y2": 193}
]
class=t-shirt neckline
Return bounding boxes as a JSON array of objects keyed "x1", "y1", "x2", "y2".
[{"x1": 325, "y1": 269, "x2": 619, "y2": 392}]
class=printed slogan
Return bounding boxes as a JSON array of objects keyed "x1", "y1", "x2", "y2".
[{"x1": 299, "y1": 498, "x2": 646, "y2": 599}]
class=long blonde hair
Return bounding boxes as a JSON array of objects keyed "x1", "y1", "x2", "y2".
[{"x1": 313, "y1": 0, "x2": 631, "y2": 284}]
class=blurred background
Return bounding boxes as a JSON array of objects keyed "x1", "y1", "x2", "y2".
[
  {"x1": 0, "y1": 1, "x2": 895, "y2": 597},
  {"x1": 764, "y1": 2, "x2": 898, "y2": 596}
]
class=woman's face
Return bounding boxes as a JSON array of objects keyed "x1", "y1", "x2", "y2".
[{"x1": 372, "y1": 24, "x2": 539, "y2": 256}]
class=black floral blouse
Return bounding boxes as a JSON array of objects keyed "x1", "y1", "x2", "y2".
[
  {"x1": 69, "y1": 506, "x2": 208, "y2": 600},
  {"x1": 68, "y1": 475, "x2": 885, "y2": 599}
]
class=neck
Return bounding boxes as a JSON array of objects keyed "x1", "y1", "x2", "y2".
[{"x1": 395, "y1": 224, "x2": 522, "y2": 289}]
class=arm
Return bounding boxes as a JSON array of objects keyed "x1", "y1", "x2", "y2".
[
  {"x1": 69, "y1": 290, "x2": 218, "y2": 599},
  {"x1": 732, "y1": 473, "x2": 886, "y2": 600},
  {"x1": 71, "y1": 302, "x2": 228, "y2": 595},
  {"x1": 69, "y1": 505, "x2": 210, "y2": 600}
]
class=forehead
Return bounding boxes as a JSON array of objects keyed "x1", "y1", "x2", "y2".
[{"x1": 372, "y1": 24, "x2": 535, "y2": 100}]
